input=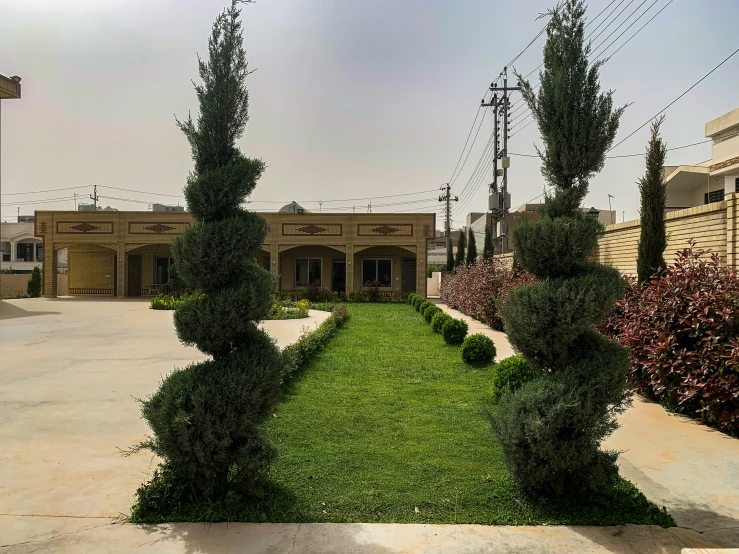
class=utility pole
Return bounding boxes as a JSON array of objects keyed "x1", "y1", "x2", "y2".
[
  {"x1": 482, "y1": 67, "x2": 519, "y2": 254},
  {"x1": 438, "y1": 183, "x2": 458, "y2": 264},
  {"x1": 90, "y1": 184, "x2": 98, "y2": 210}
]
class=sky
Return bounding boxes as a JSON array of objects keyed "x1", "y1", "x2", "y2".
[{"x1": 1, "y1": 0, "x2": 738, "y2": 229}]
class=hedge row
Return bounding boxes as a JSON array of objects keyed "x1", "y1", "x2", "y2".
[
  {"x1": 439, "y1": 258, "x2": 537, "y2": 331},
  {"x1": 603, "y1": 243, "x2": 739, "y2": 436}
]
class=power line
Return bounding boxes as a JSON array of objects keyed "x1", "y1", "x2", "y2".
[
  {"x1": 609, "y1": 46, "x2": 739, "y2": 152},
  {"x1": 508, "y1": 139, "x2": 712, "y2": 159},
  {"x1": 447, "y1": 106, "x2": 482, "y2": 184},
  {"x1": 604, "y1": 0, "x2": 675, "y2": 59},
  {"x1": 450, "y1": 108, "x2": 488, "y2": 187},
  {"x1": 1, "y1": 186, "x2": 89, "y2": 197},
  {"x1": 2, "y1": 196, "x2": 77, "y2": 206}
]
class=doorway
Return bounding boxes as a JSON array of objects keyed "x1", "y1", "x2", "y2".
[
  {"x1": 127, "y1": 255, "x2": 142, "y2": 297},
  {"x1": 332, "y1": 259, "x2": 346, "y2": 292},
  {"x1": 401, "y1": 258, "x2": 416, "y2": 293}
]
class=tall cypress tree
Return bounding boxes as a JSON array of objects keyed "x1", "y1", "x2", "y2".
[
  {"x1": 446, "y1": 238, "x2": 455, "y2": 271},
  {"x1": 492, "y1": 0, "x2": 629, "y2": 495},
  {"x1": 483, "y1": 223, "x2": 493, "y2": 259},
  {"x1": 636, "y1": 116, "x2": 668, "y2": 282},
  {"x1": 455, "y1": 228, "x2": 466, "y2": 267},
  {"x1": 135, "y1": 1, "x2": 282, "y2": 500},
  {"x1": 466, "y1": 227, "x2": 477, "y2": 264}
]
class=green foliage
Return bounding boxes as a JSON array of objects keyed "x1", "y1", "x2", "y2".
[
  {"x1": 483, "y1": 224, "x2": 494, "y2": 259},
  {"x1": 281, "y1": 311, "x2": 347, "y2": 383},
  {"x1": 427, "y1": 263, "x2": 442, "y2": 278},
  {"x1": 134, "y1": 328, "x2": 283, "y2": 499},
  {"x1": 461, "y1": 333, "x2": 496, "y2": 365},
  {"x1": 26, "y1": 266, "x2": 41, "y2": 298},
  {"x1": 637, "y1": 116, "x2": 668, "y2": 283},
  {"x1": 455, "y1": 228, "x2": 466, "y2": 268},
  {"x1": 431, "y1": 311, "x2": 451, "y2": 333},
  {"x1": 413, "y1": 296, "x2": 425, "y2": 311},
  {"x1": 442, "y1": 318, "x2": 468, "y2": 345},
  {"x1": 150, "y1": 292, "x2": 204, "y2": 310},
  {"x1": 512, "y1": 215, "x2": 602, "y2": 279},
  {"x1": 495, "y1": 0, "x2": 629, "y2": 496},
  {"x1": 129, "y1": 304, "x2": 671, "y2": 526},
  {"x1": 419, "y1": 300, "x2": 433, "y2": 316},
  {"x1": 516, "y1": 0, "x2": 626, "y2": 207},
  {"x1": 423, "y1": 304, "x2": 441, "y2": 323},
  {"x1": 265, "y1": 299, "x2": 309, "y2": 320},
  {"x1": 466, "y1": 227, "x2": 477, "y2": 264},
  {"x1": 492, "y1": 355, "x2": 541, "y2": 401},
  {"x1": 135, "y1": 0, "x2": 282, "y2": 502}
]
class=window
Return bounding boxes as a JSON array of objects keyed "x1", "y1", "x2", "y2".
[
  {"x1": 262, "y1": 255, "x2": 270, "y2": 271},
  {"x1": 16, "y1": 242, "x2": 35, "y2": 262},
  {"x1": 735, "y1": 177, "x2": 739, "y2": 193},
  {"x1": 704, "y1": 189, "x2": 725, "y2": 204},
  {"x1": 36, "y1": 243, "x2": 43, "y2": 262},
  {"x1": 295, "y1": 258, "x2": 321, "y2": 287},
  {"x1": 362, "y1": 259, "x2": 392, "y2": 288}
]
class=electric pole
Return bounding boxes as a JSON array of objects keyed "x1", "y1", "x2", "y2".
[
  {"x1": 438, "y1": 183, "x2": 458, "y2": 264},
  {"x1": 90, "y1": 184, "x2": 98, "y2": 210},
  {"x1": 481, "y1": 67, "x2": 519, "y2": 254}
]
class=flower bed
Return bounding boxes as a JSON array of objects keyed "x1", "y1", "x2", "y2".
[{"x1": 439, "y1": 258, "x2": 537, "y2": 330}]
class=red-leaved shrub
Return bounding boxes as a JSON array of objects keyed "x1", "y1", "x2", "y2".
[
  {"x1": 603, "y1": 241, "x2": 739, "y2": 436},
  {"x1": 439, "y1": 258, "x2": 537, "y2": 330}
]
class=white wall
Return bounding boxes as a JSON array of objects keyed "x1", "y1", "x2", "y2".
[
  {"x1": 712, "y1": 134, "x2": 739, "y2": 164},
  {"x1": 426, "y1": 271, "x2": 441, "y2": 297}
]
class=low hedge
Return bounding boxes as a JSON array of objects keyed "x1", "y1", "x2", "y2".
[
  {"x1": 281, "y1": 306, "x2": 349, "y2": 385},
  {"x1": 442, "y1": 318, "x2": 468, "y2": 345},
  {"x1": 461, "y1": 333, "x2": 496, "y2": 365},
  {"x1": 150, "y1": 292, "x2": 204, "y2": 310},
  {"x1": 431, "y1": 311, "x2": 451, "y2": 333},
  {"x1": 491, "y1": 355, "x2": 540, "y2": 400}
]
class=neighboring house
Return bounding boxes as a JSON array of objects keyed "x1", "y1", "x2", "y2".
[
  {"x1": 665, "y1": 107, "x2": 739, "y2": 211},
  {"x1": 1, "y1": 220, "x2": 44, "y2": 273},
  {"x1": 34, "y1": 208, "x2": 435, "y2": 298}
]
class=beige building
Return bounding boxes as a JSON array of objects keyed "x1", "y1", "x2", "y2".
[
  {"x1": 665, "y1": 107, "x2": 739, "y2": 210},
  {"x1": 34, "y1": 210, "x2": 435, "y2": 298}
]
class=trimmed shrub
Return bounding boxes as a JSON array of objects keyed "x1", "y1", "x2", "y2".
[
  {"x1": 282, "y1": 311, "x2": 347, "y2": 382},
  {"x1": 431, "y1": 311, "x2": 451, "y2": 333},
  {"x1": 134, "y1": 3, "x2": 283, "y2": 502},
  {"x1": 26, "y1": 266, "x2": 41, "y2": 298},
  {"x1": 461, "y1": 333, "x2": 496, "y2": 365},
  {"x1": 439, "y1": 257, "x2": 537, "y2": 331},
  {"x1": 442, "y1": 318, "x2": 468, "y2": 345},
  {"x1": 331, "y1": 305, "x2": 349, "y2": 327},
  {"x1": 413, "y1": 296, "x2": 424, "y2": 311},
  {"x1": 492, "y1": 355, "x2": 541, "y2": 401},
  {"x1": 150, "y1": 292, "x2": 204, "y2": 310},
  {"x1": 424, "y1": 305, "x2": 441, "y2": 323},
  {"x1": 604, "y1": 243, "x2": 739, "y2": 436},
  {"x1": 365, "y1": 280, "x2": 381, "y2": 302},
  {"x1": 419, "y1": 301, "x2": 432, "y2": 316}
]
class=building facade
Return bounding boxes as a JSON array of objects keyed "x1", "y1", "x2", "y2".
[
  {"x1": 665, "y1": 107, "x2": 739, "y2": 211},
  {"x1": 34, "y1": 210, "x2": 435, "y2": 298},
  {"x1": 1, "y1": 221, "x2": 45, "y2": 273}
]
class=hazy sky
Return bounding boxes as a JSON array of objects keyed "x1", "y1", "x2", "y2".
[{"x1": 1, "y1": 0, "x2": 738, "y2": 228}]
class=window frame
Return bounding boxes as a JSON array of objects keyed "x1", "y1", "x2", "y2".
[
  {"x1": 294, "y1": 257, "x2": 322, "y2": 288},
  {"x1": 362, "y1": 258, "x2": 392, "y2": 289}
]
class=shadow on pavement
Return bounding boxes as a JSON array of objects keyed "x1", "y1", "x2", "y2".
[{"x1": 0, "y1": 301, "x2": 59, "y2": 320}]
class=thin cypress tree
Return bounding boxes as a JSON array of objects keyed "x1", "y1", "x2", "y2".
[
  {"x1": 466, "y1": 227, "x2": 477, "y2": 264},
  {"x1": 483, "y1": 223, "x2": 493, "y2": 259},
  {"x1": 492, "y1": 0, "x2": 629, "y2": 495},
  {"x1": 455, "y1": 228, "x2": 466, "y2": 268},
  {"x1": 446, "y1": 239, "x2": 455, "y2": 271},
  {"x1": 134, "y1": 0, "x2": 282, "y2": 500},
  {"x1": 636, "y1": 116, "x2": 668, "y2": 282}
]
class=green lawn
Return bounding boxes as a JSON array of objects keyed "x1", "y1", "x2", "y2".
[{"x1": 132, "y1": 303, "x2": 672, "y2": 525}]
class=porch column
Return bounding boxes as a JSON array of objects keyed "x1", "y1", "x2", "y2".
[
  {"x1": 345, "y1": 244, "x2": 355, "y2": 293},
  {"x1": 417, "y1": 254, "x2": 426, "y2": 297},
  {"x1": 42, "y1": 243, "x2": 58, "y2": 298},
  {"x1": 728, "y1": 193, "x2": 738, "y2": 269},
  {"x1": 116, "y1": 242, "x2": 127, "y2": 297},
  {"x1": 9, "y1": 240, "x2": 15, "y2": 262},
  {"x1": 270, "y1": 243, "x2": 279, "y2": 290}
]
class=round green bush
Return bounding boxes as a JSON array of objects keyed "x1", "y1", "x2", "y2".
[
  {"x1": 407, "y1": 293, "x2": 419, "y2": 305},
  {"x1": 442, "y1": 318, "x2": 468, "y2": 345},
  {"x1": 419, "y1": 301, "x2": 432, "y2": 315},
  {"x1": 461, "y1": 333, "x2": 496, "y2": 365},
  {"x1": 423, "y1": 305, "x2": 440, "y2": 323},
  {"x1": 412, "y1": 296, "x2": 424, "y2": 310},
  {"x1": 431, "y1": 311, "x2": 451, "y2": 333},
  {"x1": 492, "y1": 355, "x2": 540, "y2": 400}
]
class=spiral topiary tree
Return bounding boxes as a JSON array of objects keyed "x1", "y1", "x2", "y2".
[
  {"x1": 490, "y1": 0, "x2": 629, "y2": 496},
  {"x1": 135, "y1": 0, "x2": 282, "y2": 500}
]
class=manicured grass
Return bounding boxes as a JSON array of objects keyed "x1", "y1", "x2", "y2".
[{"x1": 130, "y1": 303, "x2": 673, "y2": 525}]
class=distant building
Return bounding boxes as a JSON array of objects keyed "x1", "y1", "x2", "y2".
[
  {"x1": 278, "y1": 201, "x2": 310, "y2": 214},
  {"x1": 0, "y1": 221, "x2": 66, "y2": 274},
  {"x1": 151, "y1": 203, "x2": 185, "y2": 212},
  {"x1": 664, "y1": 107, "x2": 739, "y2": 211}
]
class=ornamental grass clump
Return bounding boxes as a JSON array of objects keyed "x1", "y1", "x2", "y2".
[
  {"x1": 132, "y1": 1, "x2": 282, "y2": 501},
  {"x1": 490, "y1": 0, "x2": 629, "y2": 496}
]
